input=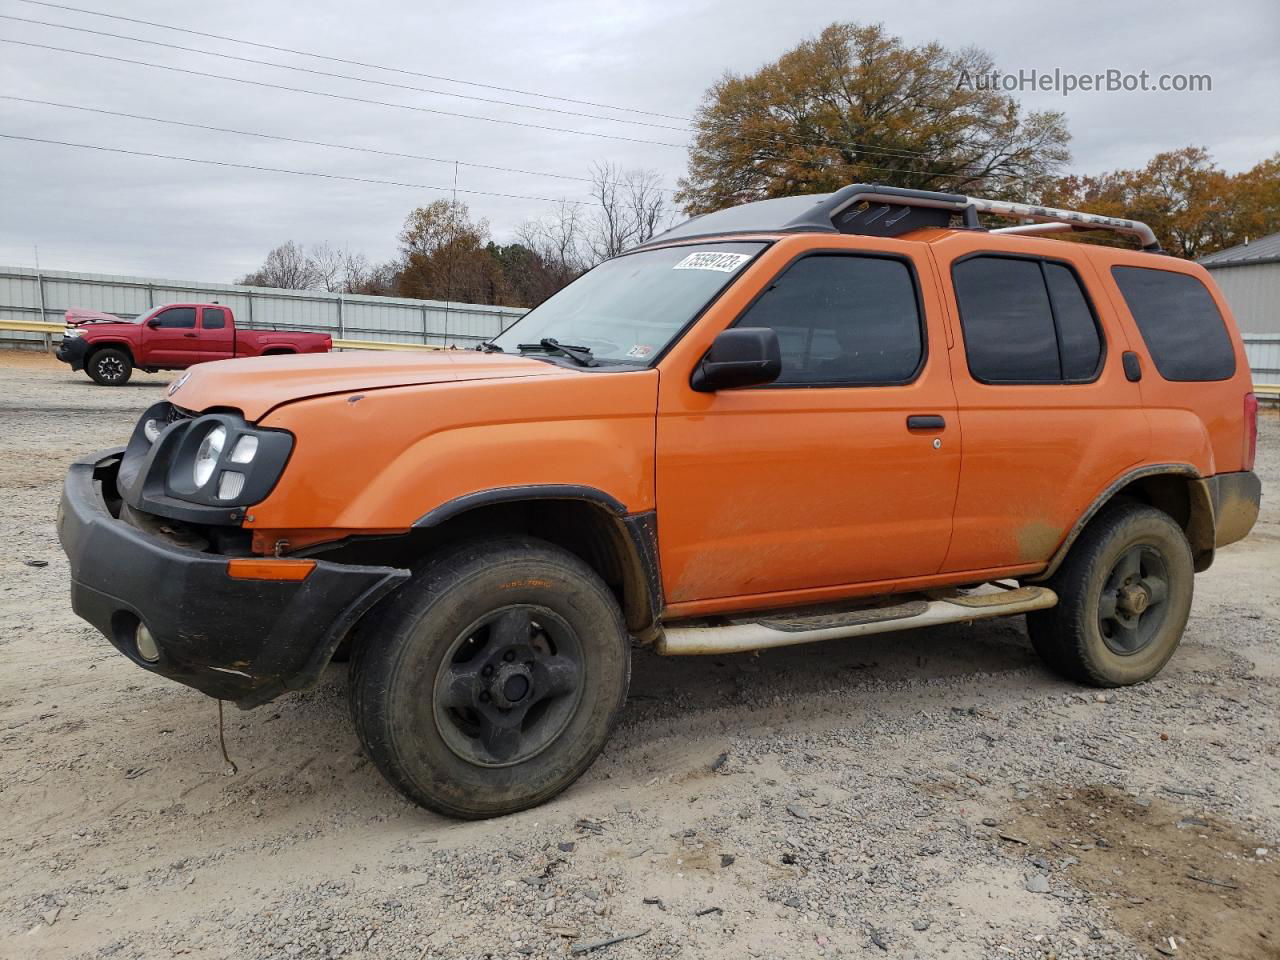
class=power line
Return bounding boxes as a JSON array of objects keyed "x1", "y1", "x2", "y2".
[
  {"x1": 1, "y1": 95, "x2": 681, "y2": 192},
  {"x1": 0, "y1": 132, "x2": 589, "y2": 204},
  {"x1": 0, "y1": 13, "x2": 689, "y2": 133},
  {"x1": 12, "y1": 0, "x2": 688, "y2": 122},
  {"x1": 4, "y1": 1, "x2": 967, "y2": 167},
  {"x1": 3, "y1": 89, "x2": 979, "y2": 189},
  {"x1": 0, "y1": 38, "x2": 688, "y2": 148}
]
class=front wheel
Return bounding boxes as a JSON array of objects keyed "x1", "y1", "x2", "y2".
[
  {"x1": 87, "y1": 347, "x2": 133, "y2": 386},
  {"x1": 1027, "y1": 502, "x2": 1194, "y2": 687},
  {"x1": 350, "y1": 537, "x2": 630, "y2": 819}
]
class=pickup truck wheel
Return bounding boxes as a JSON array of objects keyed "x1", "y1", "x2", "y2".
[
  {"x1": 87, "y1": 347, "x2": 133, "y2": 386},
  {"x1": 1027, "y1": 502, "x2": 1193, "y2": 687},
  {"x1": 349, "y1": 537, "x2": 630, "y2": 819}
]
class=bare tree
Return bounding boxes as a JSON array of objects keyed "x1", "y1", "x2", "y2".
[
  {"x1": 584, "y1": 162, "x2": 672, "y2": 264},
  {"x1": 306, "y1": 242, "x2": 347, "y2": 292},
  {"x1": 238, "y1": 241, "x2": 320, "y2": 289}
]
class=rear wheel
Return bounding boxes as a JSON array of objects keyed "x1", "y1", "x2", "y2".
[
  {"x1": 1027, "y1": 502, "x2": 1194, "y2": 687},
  {"x1": 87, "y1": 347, "x2": 133, "y2": 386},
  {"x1": 350, "y1": 537, "x2": 630, "y2": 819}
]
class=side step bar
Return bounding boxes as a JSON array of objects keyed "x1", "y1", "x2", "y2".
[{"x1": 655, "y1": 583, "x2": 1058, "y2": 656}]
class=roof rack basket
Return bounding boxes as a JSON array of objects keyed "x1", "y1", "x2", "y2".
[
  {"x1": 814, "y1": 184, "x2": 1161, "y2": 251},
  {"x1": 640, "y1": 183, "x2": 1161, "y2": 252}
]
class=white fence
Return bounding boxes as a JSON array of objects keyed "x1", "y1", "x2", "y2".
[
  {"x1": 0, "y1": 266, "x2": 525, "y2": 350},
  {"x1": 3, "y1": 264, "x2": 1278, "y2": 384}
]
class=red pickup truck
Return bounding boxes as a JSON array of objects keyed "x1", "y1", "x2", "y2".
[{"x1": 56, "y1": 302, "x2": 332, "y2": 385}]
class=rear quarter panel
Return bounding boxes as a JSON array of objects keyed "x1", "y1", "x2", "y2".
[
  {"x1": 248, "y1": 369, "x2": 659, "y2": 531},
  {"x1": 1084, "y1": 246, "x2": 1254, "y2": 477}
]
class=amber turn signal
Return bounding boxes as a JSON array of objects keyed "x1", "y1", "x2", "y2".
[{"x1": 226, "y1": 557, "x2": 316, "y2": 581}]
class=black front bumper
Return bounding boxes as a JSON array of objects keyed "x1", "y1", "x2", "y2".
[
  {"x1": 55, "y1": 335, "x2": 89, "y2": 371},
  {"x1": 57, "y1": 450, "x2": 409, "y2": 707}
]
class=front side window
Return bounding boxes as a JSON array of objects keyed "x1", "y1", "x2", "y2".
[
  {"x1": 1112, "y1": 266, "x2": 1235, "y2": 381},
  {"x1": 734, "y1": 254, "x2": 924, "y2": 385},
  {"x1": 490, "y1": 242, "x2": 766, "y2": 365},
  {"x1": 952, "y1": 256, "x2": 1103, "y2": 383},
  {"x1": 151, "y1": 306, "x2": 197, "y2": 329}
]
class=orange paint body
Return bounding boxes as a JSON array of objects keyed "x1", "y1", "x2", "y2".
[{"x1": 167, "y1": 228, "x2": 1256, "y2": 621}]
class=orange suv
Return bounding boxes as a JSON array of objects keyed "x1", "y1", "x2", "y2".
[{"x1": 58, "y1": 184, "x2": 1262, "y2": 818}]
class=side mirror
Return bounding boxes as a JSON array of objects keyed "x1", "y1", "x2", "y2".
[
  {"x1": 690, "y1": 327, "x2": 782, "y2": 392},
  {"x1": 147, "y1": 318, "x2": 161, "y2": 328}
]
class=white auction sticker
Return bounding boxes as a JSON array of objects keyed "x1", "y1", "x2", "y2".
[{"x1": 672, "y1": 251, "x2": 752, "y2": 272}]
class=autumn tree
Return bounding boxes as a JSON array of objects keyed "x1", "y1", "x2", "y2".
[
  {"x1": 1040, "y1": 148, "x2": 1280, "y2": 259},
  {"x1": 677, "y1": 22, "x2": 1071, "y2": 214},
  {"x1": 396, "y1": 199, "x2": 511, "y2": 304}
]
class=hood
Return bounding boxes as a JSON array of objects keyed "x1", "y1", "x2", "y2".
[
  {"x1": 167, "y1": 349, "x2": 570, "y2": 420},
  {"x1": 65, "y1": 308, "x2": 135, "y2": 326}
]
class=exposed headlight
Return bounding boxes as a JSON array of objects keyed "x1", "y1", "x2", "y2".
[
  {"x1": 229, "y1": 435, "x2": 258, "y2": 464},
  {"x1": 63, "y1": 328, "x2": 84, "y2": 339},
  {"x1": 143, "y1": 418, "x2": 161, "y2": 444},
  {"x1": 193, "y1": 425, "x2": 227, "y2": 487}
]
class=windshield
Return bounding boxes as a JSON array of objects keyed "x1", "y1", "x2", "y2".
[{"x1": 490, "y1": 241, "x2": 766, "y2": 364}]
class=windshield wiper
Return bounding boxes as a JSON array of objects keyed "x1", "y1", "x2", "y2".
[
  {"x1": 516, "y1": 337, "x2": 598, "y2": 367},
  {"x1": 476, "y1": 341, "x2": 503, "y2": 353}
]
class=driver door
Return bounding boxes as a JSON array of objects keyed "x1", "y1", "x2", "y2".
[
  {"x1": 143, "y1": 306, "x2": 201, "y2": 366},
  {"x1": 654, "y1": 238, "x2": 960, "y2": 611}
]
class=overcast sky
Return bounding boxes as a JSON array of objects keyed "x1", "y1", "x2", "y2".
[{"x1": 1, "y1": 0, "x2": 1277, "y2": 282}]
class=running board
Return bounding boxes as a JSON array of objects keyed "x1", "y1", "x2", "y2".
[{"x1": 655, "y1": 584, "x2": 1058, "y2": 656}]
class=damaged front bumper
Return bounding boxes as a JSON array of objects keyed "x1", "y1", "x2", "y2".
[{"x1": 57, "y1": 449, "x2": 408, "y2": 707}]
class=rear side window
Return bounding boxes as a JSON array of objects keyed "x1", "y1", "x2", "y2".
[
  {"x1": 735, "y1": 254, "x2": 924, "y2": 386},
  {"x1": 202, "y1": 307, "x2": 227, "y2": 329},
  {"x1": 1111, "y1": 267, "x2": 1235, "y2": 381},
  {"x1": 952, "y1": 256, "x2": 1103, "y2": 383},
  {"x1": 152, "y1": 307, "x2": 197, "y2": 329}
]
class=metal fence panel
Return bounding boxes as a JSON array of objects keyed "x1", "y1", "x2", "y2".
[{"x1": 0, "y1": 265, "x2": 526, "y2": 350}]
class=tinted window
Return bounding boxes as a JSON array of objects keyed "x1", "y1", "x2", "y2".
[
  {"x1": 1112, "y1": 266, "x2": 1235, "y2": 381},
  {"x1": 953, "y1": 257, "x2": 1060, "y2": 381},
  {"x1": 1043, "y1": 263, "x2": 1102, "y2": 380},
  {"x1": 152, "y1": 307, "x2": 197, "y2": 329},
  {"x1": 202, "y1": 307, "x2": 226, "y2": 329},
  {"x1": 736, "y1": 255, "x2": 923, "y2": 385}
]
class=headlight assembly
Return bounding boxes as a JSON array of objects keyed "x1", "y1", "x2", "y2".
[{"x1": 117, "y1": 402, "x2": 294, "y2": 525}]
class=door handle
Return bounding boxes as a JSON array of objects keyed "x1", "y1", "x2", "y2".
[
  {"x1": 183, "y1": 333, "x2": 198, "y2": 338},
  {"x1": 907, "y1": 414, "x2": 946, "y2": 431}
]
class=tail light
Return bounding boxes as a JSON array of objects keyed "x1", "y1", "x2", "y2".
[{"x1": 1244, "y1": 393, "x2": 1258, "y2": 472}]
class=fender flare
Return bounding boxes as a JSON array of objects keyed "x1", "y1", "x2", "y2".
[{"x1": 1028, "y1": 463, "x2": 1213, "y2": 581}]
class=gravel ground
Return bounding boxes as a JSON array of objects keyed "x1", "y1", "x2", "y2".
[{"x1": 1, "y1": 349, "x2": 1278, "y2": 960}]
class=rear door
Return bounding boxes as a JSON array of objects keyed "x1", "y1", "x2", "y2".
[
  {"x1": 655, "y1": 237, "x2": 961, "y2": 611},
  {"x1": 142, "y1": 306, "x2": 201, "y2": 366},
  {"x1": 198, "y1": 306, "x2": 235, "y2": 361},
  {"x1": 933, "y1": 239, "x2": 1147, "y2": 573}
]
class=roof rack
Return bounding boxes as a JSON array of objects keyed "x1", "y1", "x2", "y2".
[{"x1": 643, "y1": 183, "x2": 1162, "y2": 252}]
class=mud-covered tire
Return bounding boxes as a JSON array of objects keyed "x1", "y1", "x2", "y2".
[
  {"x1": 349, "y1": 537, "x2": 630, "y2": 819},
  {"x1": 87, "y1": 347, "x2": 133, "y2": 386},
  {"x1": 1027, "y1": 502, "x2": 1194, "y2": 687}
]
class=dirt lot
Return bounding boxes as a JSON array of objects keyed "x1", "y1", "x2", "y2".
[{"x1": 1, "y1": 348, "x2": 1277, "y2": 960}]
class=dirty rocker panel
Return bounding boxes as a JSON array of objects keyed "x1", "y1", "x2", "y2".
[{"x1": 58, "y1": 450, "x2": 408, "y2": 708}]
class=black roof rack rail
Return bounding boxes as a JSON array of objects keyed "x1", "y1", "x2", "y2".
[{"x1": 641, "y1": 183, "x2": 1162, "y2": 252}]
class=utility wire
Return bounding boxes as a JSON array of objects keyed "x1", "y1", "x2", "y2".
[
  {"x1": 4, "y1": 3, "x2": 969, "y2": 166},
  {"x1": 0, "y1": 94, "x2": 681, "y2": 191},
  {"x1": 0, "y1": 132, "x2": 589, "y2": 204},
  {"x1": 2, "y1": 91, "x2": 975, "y2": 187},
  {"x1": 0, "y1": 38, "x2": 688, "y2": 148},
  {"x1": 12, "y1": 0, "x2": 688, "y2": 121},
  {"x1": 0, "y1": 14, "x2": 688, "y2": 133}
]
